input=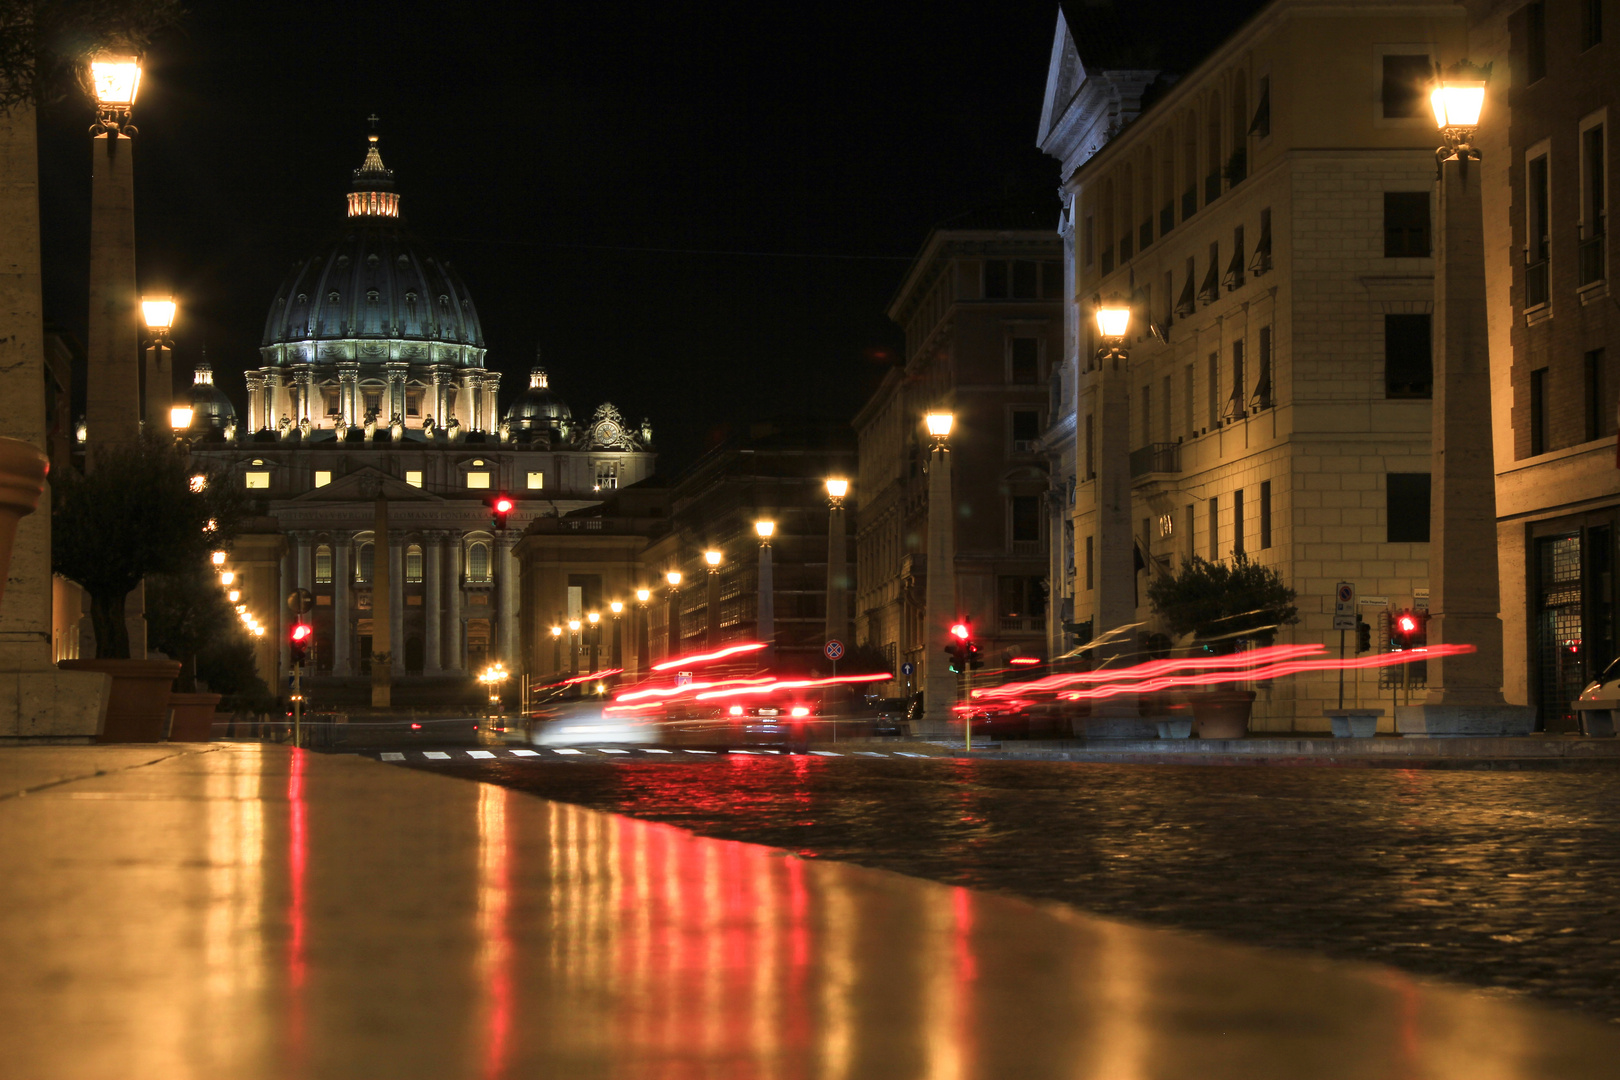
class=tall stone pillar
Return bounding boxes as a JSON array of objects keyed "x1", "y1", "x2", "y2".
[
  {"x1": 706, "y1": 565, "x2": 722, "y2": 647},
  {"x1": 462, "y1": 371, "x2": 482, "y2": 431},
  {"x1": 337, "y1": 362, "x2": 359, "y2": 429},
  {"x1": 293, "y1": 531, "x2": 313, "y2": 593},
  {"x1": 825, "y1": 498, "x2": 848, "y2": 646},
  {"x1": 384, "y1": 362, "x2": 407, "y2": 426},
  {"x1": 388, "y1": 532, "x2": 405, "y2": 665},
  {"x1": 142, "y1": 340, "x2": 172, "y2": 432},
  {"x1": 444, "y1": 531, "x2": 463, "y2": 671},
  {"x1": 921, "y1": 443, "x2": 958, "y2": 731},
  {"x1": 423, "y1": 531, "x2": 443, "y2": 673},
  {"x1": 293, "y1": 369, "x2": 315, "y2": 427},
  {"x1": 497, "y1": 533, "x2": 519, "y2": 666},
  {"x1": 430, "y1": 365, "x2": 452, "y2": 427},
  {"x1": 0, "y1": 99, "x2": 108, "y2": 738},
  {"x1": 755, "y1": 546, "x2": 773, "y2": 667},
  {"x1": 371, "y1": 498, "x2": 391, "y2": 707},
  {"x1": 484, "y1": 370, "x2": 501, "y2": 433},
  {"x1": 1397, "y1": 153, "x2": 1533, "y2": 735},
  {"x1": 1089, "y1": 353, "x2": 1138, "y2": 724},
  {"x1": 84, "y1": 133, "x2": 140, "y2": 457},
  {"x1": 266, "y1": 371, "x2": 287, "y2": 432},
  {"x1": 332, "y1": 540, "x2": 351, "y2": 675},
  {"x1": 245, "y1": 370, "x2": 266, "y2": 432}
]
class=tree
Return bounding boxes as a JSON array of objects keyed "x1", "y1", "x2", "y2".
[
  {"x1": 145, "y1": 563, "x2": 232, "y2": 691},
  {"x1": 1146, "y1": 554, "x2": 1299, "y2": 654},
  {"x1": 52, "y1": 435, "x2": 245, "y2": 658}
]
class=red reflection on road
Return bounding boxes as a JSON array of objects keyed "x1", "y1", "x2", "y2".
[{"x1": 286, "y1": 747, "x2": 307, "y2": 1064}]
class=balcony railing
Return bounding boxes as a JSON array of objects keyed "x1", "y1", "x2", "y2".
[
  {"x1": 1129, "y1": 442, "x2": 1181, "y2": 478},
  {"x1": 1010, "y1": 540, "x2": 1042, "y2": 557},
  {"x1": 1579, "y1": 218, "x2": 1606, "y2": 287},
  {"x1": 1526, "y1": 257, "x2": 1550, "y2": 307}
]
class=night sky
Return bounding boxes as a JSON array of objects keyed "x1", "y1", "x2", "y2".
[{"x1": 37, "y1": 1, "x2": 1068, "y2": 471}]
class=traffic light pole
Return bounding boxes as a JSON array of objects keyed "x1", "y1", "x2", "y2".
[
  {"x1": 292, "y1": 661, "x2": 302, "y2": 748},
  {"x1": 1337, "y1": 630, "x2": 1346, "y2": 711}
]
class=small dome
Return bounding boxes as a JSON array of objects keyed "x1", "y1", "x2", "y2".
[
  {"x1": 505, "y1": 366, "x2": 572, "y2": 431},
  {"x1": 185, "y1": 363, "x2": 237, "y2": 436}
]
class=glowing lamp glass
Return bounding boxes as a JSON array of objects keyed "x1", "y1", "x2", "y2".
[
  {"x1": 587, "y1": 612, "x2": 600, "y2": 624},
  {"x1": 219, "y1": 571, "x2": 235, "y2": 586},
  {"x1": 704, "y1": 550, "x2": 722, "y2": 566},
  {"x1": 140, "y1": 298, "x2": 176, "y2": 333},
  {"x1": 550, "y1": 626, "x2": 562, "y2": 637},
  {"x1": 169, "y1": 405, "x2": 193, "y2": 431},
  {"x1": 211, "y1": 550, "x2": 227, "y2": 566},
  {"x1": 1094, "y1": 304, "x2": 1132, "y2": 339},
  {"x1": 754, "y1": 520, "x2": 775, "y2": 539},
  {"x1": 1430, "y1": 82, "x2": 1485, "y2": 130},
  {"x1": 227, "y1": 590, "x2": 240, "y2": 603},
  {"x1": 924, "y1": 413, "x2": 954, "y2": 438},
  {"x1": 90, "y1": 53, "x2": 142, "y2": 106},
  {"x1": 254, "y1": 626, "x2": 265, "y2": 637},
  {"x1": 825, "y1": 478, "x2": 848, "y2": 499},
  {"x1": 729, "y1": 706, "x2": 744, "y2": 716},
  {"x1": 666, "y1": 570, "x2": 683, "y2": 587},
  {"x1": 568, "y1": 619, "x2": 581, "y2": 632},
  {"x1": 610, "y1": 601, "x2": 623, "y2": 614},
  {"x1": 635, "y1": 589, "x2": 651, "y2": 603}
]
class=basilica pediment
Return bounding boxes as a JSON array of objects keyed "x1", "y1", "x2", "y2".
[{"x1": 288, "y1": 466, "x2": 441, "y2": 503}]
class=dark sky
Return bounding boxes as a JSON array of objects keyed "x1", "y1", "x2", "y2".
[{"x1": 38, "y1": 1, "x2": 1068, "y2": 470}]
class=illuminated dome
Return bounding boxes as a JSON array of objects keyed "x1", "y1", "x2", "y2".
[
  {"x1": 259, "y1": 131, "x2": 486, "y2": 368},
  {"x1": 183, "y1": 361, "x2": 237, "y2": 437},
  {"x1": 505, "y1": 366, "x2": 572, "y2": 434}
]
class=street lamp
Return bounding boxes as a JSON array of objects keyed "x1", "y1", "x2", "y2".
[
  {"x1": 755, "y1": 520, "x2": 776, "y2": 665},
  {"x1": 550, "y1": 624, "x2": 562, "y2": 675},
  {"x1": 921, "y1": 412, "x2": 957, "y2": 731},
  {"x1": 924, "y1": 412, "x2": 953, "y2": 443},
  {"x1": 211, "y1": 550, "x2": 227, "y2": 566},
  {"x1": 142, "y1": 296, "x2": 178, "y2": 436},
  {"x1": 1094, "y1": 295, "x2": 1132, "y2": 367},
  {"x1": 702, "y1": 550, "x2": 723, "y2": 647},
  {"x1": 587, "y1": 610, "x2": 601, "y2": 670},
  {"x1": 567, "y1": 617, "x2": 582, "y2": 677},
  {"x1": 609, "y1": 600, "x2": 625, "y2": 670},
  {"x1": 1429, "y1": 62, "x2": 1488, "y2": 159},
  {"x1": 825, "y1": 479, "x2": 850, "y2": 649},
  {"x1": 704, "y1": 550, "x2": 722, "y2": 569},
  {"x1": 633, "y1": 589, "x2": 652, "y2": 677},
  {"x1": 89, "y1": 51, "x2": 142, "y2": 141},
  {"x1": 754, "y1": 520, "x2": 775, "y2": 540}
]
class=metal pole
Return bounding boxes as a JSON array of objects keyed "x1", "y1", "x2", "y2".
[
  {"x1": 293, "y1": 663, "x2": 302, "y2": 748},
  {"x1": 1337, "y1": 630, "x2": 1346, "y2": 710}
]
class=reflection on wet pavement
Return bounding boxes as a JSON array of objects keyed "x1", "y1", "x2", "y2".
[{"x1": 426, "y1": 753, "x2": 1620, "y2": 1022}]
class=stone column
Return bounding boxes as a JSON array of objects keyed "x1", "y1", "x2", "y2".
[
  {"x1": 462, "y1": 371, "x2": 482, "y2": 431},
  {"x1": 266, "y1": 371, "x2": 287, "y2": 432},
  {"x1": 384, "y1": 362, "x2": 407, "y2": 427},
  {"x1": 430, "y1": 365, "x2": 452, "y2": 427},
  {"x1": 337, "y1": 362, "x2": 359, "y2": 429},
  {"x1": 756, "y1": 546, "x2": 774, "y2": 667},
  {"x1": 444, "y1": 531, "x2": 463, "y2": 671},
  {"x1": 423, "y1": 531, "x2": 443, "y2": 673},
  {"x1": 1397, "y1": 153, "x2": 1533, "y2": 735},
  {"x1": 921, "y1": 442, "x2": 958, "y2": 730},
  {"x1": 706, "y1": 566, "x2": 722, "y2": 647},
  {"x1": 1089, "y1": 352, "x2": 1137, "y2": 722},
  {"x1": 497, "y1": 532, "x2": 519, "y2": 666},
  {"x1": 294, "y1": 369, "x2": 315, "y2": 427},
  {"x1": 84, "y1": 132, "x2": 140, "y2": 459},
  {"x1": 332, "y1": 540, "x2": 351, "y2": 675},
  {"x1": 825, "y1": 498, "x2": 848, "y2": 647},
  {"x1": 293, "y1": 531, "x2": 313, "y2": 594},
  {"x1": 142, "y1": 341, "x2": 171, "y2": 432},
  {"x1": 483, "y1": 370, "x2": 501, "y2": 433},
  {"x1": 245, "y1": 370, "x2": 266, "y2": 432},
  {"x1": 388, "y1": 532, "x2": 405, "y2": 665}
]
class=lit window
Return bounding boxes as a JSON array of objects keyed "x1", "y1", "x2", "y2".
[
  {"x1": 594, "y1": 463, "x2": 618, "y2": 490},
  {"x1": 314, "y1": 470, "x2": 332, "y2": 488},
  {"x1": 468, "y1": 542, "x2": 490, "y2": 581},
  {"x1": 245, "y1": 471, "x2": 270, "y2": 489},
  {"x1": 356, "y1": 543, "x2": 374, "y2": 583},
  {"x1": 526, "y1": 471, "x2": 544, "y2": 490},
  {"x1": 465, "y1": 471, "x2": 490, "y2": 489},
  {"x1": 315, "y1": 545, "x2": 333, "y2": 584},
  {"x1": 405, "y1": 545, "x2": 423, "y2": 583},
  {"x1": 405, "y1": 470, "x2": 423, "y2": 488}
]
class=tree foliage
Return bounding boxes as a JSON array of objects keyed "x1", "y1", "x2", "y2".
[
  {"x1": 1145, "y1": 554, "x2": 1299, "y2": 654},
  {"x1": 0, "y1": 0, "x2": 184, "y2": 113},
  {"x1": 52, "y1": 435, "x2": 246, "y2": 658}
]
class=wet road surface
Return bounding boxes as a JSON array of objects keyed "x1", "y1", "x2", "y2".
[{"x1": 377, "y1": 745, "x2": 1620, "y2": 1023}]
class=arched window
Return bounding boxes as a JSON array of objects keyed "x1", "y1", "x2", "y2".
[
  {"x1": 357, "y1": 542, "x2": 374, "y2": 584},
  {"x1": 315, "y1": 545, "x2": 332, "y2": 584},
  {"x1": 406, "y1": 544, "x2": 423, "y2": 583},
  {"x1": 468, "y1": 542, "x2": 490, "y2": 582}
]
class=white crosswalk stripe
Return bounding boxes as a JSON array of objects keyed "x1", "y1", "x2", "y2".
[
  {"x1": 644, "y1": 748, "x2": 673, "y2": 754},
  {"x1": 596, "y1": 748, "x2": 629, "y2": 754},
  {"x1": 553, "y1": 748, "x2": 584, "y2": 755},
  {"x1": 894, "y1": 752, "x2": 929, "y2": 758},
  {"x1": 855, "y1": 751, "x2": 887, "y2": 757},
  {"x1": 422, "y1": 752, "x2": 451, "y2": 760},
  {"x1": 809, "y1": 750, "x2": 842, "y2": 757},
  {"x1": 467, "y1": 750, "x2": 496, "y2": 759},
  {"x1": 380, "y1": 752, "x2": 404, "y2": 762},
  {"x1": 728, "y1": 749, "x2": 760, "y2": 755},
  {"x1": 684, "y1": 749, "x2": 716, "y2": 754},
  {"x1": 509, "y1": 749, "x2": 538, "y2": 756}
]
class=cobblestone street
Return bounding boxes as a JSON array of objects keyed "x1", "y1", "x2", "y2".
[{"x1": 409, "y1": 751, "x2": 1620, "y2": 1023}]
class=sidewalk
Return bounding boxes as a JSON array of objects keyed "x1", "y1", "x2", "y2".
[
  {"x1": 932, "y1": 733, "x2": 1620, "y2": 766},
  {"x1": 4, "y1": 742, "x2": 1619, "y2": 1079}
]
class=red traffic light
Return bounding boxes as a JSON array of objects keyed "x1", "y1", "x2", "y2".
[
  {"x1": 494, "y1": 496, "x2": 514, "y2": 514},
  {"x1": 1396, "y1": 614, "x2": 1418, "y2": 635},
  {"x1": 290, "y1": 623, "x2": 313, "y2": 643},
  {"x1": 950, "y1": 622, "x2": 970, "y2": 640}
]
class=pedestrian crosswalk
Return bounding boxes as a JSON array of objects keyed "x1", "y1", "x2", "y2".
[{"x1": 371, "y1": 746, "x2": 942, "y2": 764}]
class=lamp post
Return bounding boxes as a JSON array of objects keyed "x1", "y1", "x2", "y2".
[
  {"x1": 587, "y1": 611, "x2": 601, "y2": 672},
  {"x1": 921, "y1": 413, "x2": 957, "y2": 731},
  {"x1": 824, "y1": 479, "x2": 849, "y2": 650},
  {"x1": 609, "y1": 600, "x2": 624, "y2": 671},
  {"x1": 665, "y1": 570, "x2": 682, "y2": 661},
  {"x1": 550, "y1": 624, "x2": 562, "y2": 677},
  {"x1": 1396, "y1": 63, "x2": 1531, "y2": 735},
  {"x1": 567, "y1": 618, "x2": 581, "y2": 677},
  {"x1": 85, "y1": 50, "x2": 143, "y2": 465},
  {"x1": 635, "y1": 588, "x2": 651, "y2": 676},
  {"x1": 140, "y1": 296, "x2": 176, "y2": 434},
  {"x1": 755, "y1": 520, "x2": 776, "y2": 667},
  {"x1": 704, "y1": 549, "x2": 723, "y2": 647}
]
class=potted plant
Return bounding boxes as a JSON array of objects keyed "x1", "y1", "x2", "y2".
[
  {"x1": 53, "y1": 436, "x2": 243, "y2": 741},
  {"x1": 1146, "y1": 554, "x2": 1298, "y2": 738}
]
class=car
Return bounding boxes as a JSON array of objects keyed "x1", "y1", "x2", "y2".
[{"x1": 871, "y1": 697, "x2": 913, "y2": 737}]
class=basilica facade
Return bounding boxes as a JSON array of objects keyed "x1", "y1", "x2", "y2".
[{"x1": 186, "y1": 132, "x2": 654, "y2": 703}]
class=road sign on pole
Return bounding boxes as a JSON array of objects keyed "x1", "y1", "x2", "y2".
[
  {"x1": 901, "y1": 662, "x2": 914, "y2": 676},
  {"x1": 1333, "y1": 582, "x2": 1357, "y2": 631},
  {"x1": 823, "y1": 640, "x2": 844, "y2": 661},
  {"x1": 287, "y1": 588, "x2": 314, "y2": 615}
]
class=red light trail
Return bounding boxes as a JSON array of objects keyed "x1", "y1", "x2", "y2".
[
  {"x1": 557, "y1": 667, "x2": 623, "y2": 686},
  {"x1": 973, "y1": 643, "x2": 1325, "y2": 699},
  {"x1": 651, "y1": 641, "x2": 768, "y2": 671}
]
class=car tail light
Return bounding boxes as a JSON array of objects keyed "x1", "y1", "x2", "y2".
[
  {"x1": 410, "y1": 722, "x2": 421, "y2": 730},
  {"x1": 729, "y1": 705, "x2": 744, "y2": 717},
  {"x1": 791, "y1": 706, "x2": 810, "y2": 717}
]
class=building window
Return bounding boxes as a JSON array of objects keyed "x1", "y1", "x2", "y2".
[
  {"x1": 1527, "y1": 152, "x2": 1551, "y2": 307},
  {"x1": 1040, "y1": 260, "x2": 1063, "y2": 300},
  {"x1": 315, "y1": 545, "x2": 332, "y2": 584},
  {"x1": 467, "y1": 542, "x2": 491, "y2": 582},
  {"x1": 357, "y1": 542, "x2": 374, "y2": 584},
  {"x1": 1586, "y1": 349, "x2": 1612, "y2": 441},
  {"x1": 1384, "y1": 192, "x2": 1431, "y2": 257},
  {"x1": 1010, "y1": 338, "x2": 1039, "y2": 383},
  {"x1": 1260, "y1": 480, "x2": 1272, "y2": 550},
  {"x1": 313, "y1": 470, "x2": 332, "y2": 488},
  {"x1": 405, "y1": 545, "x2": 423, "y2": 583},
  {"x1": 1387, "y1": 474, "x2": 1431, "y2": 543},
  {"x1": 1140, "y1": 384, "x2": 1152, "y2": 444},
  {"x1": 1385, "y1": 314, "x2": 1433, "y2": 398},
  {"x1": 1579, "y1": 121, "x2": 1606, "y2": 286},
  {"x1": 1527, "y1": 3, "x2": 1547, "y2": 82},
  {"x1": 1227, "y1": 340, "x2": 1245, "y2": 420},
  {"x1": 1531, "y1": 367, "x2": 1551, "y2": 454},
  {"x1": 1184, "y1": 364, "x2": 1195, "y2": 436},
  {"x1": 1381, "y1": 54, "x2": 1432, "y2": 118},
  {"x1": 1084, "y1": 413, "x2": 1095, "y2": 479},
  {"x1": 1254, "y1": 327, "x2": 1273, "y2": 409},
  {"x1": 526, "y1": 471, "x2": 544, "y2": 490},
  {"x1": 1011, "y1": 410, "x2": 1040, "y2": 446},
  {"x1": 405, "y1": 470, "x2": 423, "y2": 488},
  {"x1": 985, "y1": 260, "x2": 1009, "y2": 298},
  {"x1": 1012, "y1": 261, "x2": 1038, "y2": 299},
  {"x1": 997, "y1": 576, "x2": 1047, "y2": 630},
  {"x1": 1207, "y1": 352, "x2": 1219, "y2": 429},
  {"x1": 1209, "y1": 495, "x2": 1220, "y2": 559},
  {"x1": 595, "y1": 463, "x2": 618, "y2": 490},
  {"x1": 245, "y1": 471, "x2": 270, "y2": 489},
  {"x1": 465, "y1": 471, "x2": 490, "y2": 489},
  {"x1": 1010, "y1": 496, "x2": 1041, "y2": 546},
  {"x1": 1233, "y1": 488, "x2": 1246, "y2": 557},
  {"x1": 1581, "y1": 0, "x2": 1603, "y2": 49},
  {"x1": 1161, "y1": 374, "x2": 1172, "y2": 437},
  {"x1": 1085, "y1": 535, "x2": 1094, "y2": 590}
]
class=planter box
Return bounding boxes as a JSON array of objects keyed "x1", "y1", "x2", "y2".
[
  {"x1": 58, "y1": 659, "x2": 181, "y2": 743},
  {"x1": 1190, "y1": 690, "x2": 1256, "y2": 739},
  {"x1": 168, "y1": 692, "x2": 222, "y2": 742},
  {"x1": 1325, "y1": 709, "x2": 1383, "y2": 738}
]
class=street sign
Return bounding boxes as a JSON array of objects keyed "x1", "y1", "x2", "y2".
[
  {"x1": 1333, "y1": 581, "x2": 1357, "y2": 631},
  {"x1": 287, "y1": 588, "x2": 314, "y2": 614},
  {"x1": 675, "y1": 671, "x2": 694, "y2": 687},
  {"x1": 823, "y1": 640, "x2": 844, "y2": 661},
  {"x1": 1359, "y1": 596, "x2": 1388, "y2": 608},
  {"x1": 901, "y1": 662, "x2": 914, "y2": 676}
]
